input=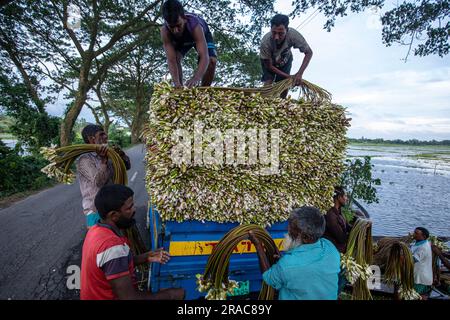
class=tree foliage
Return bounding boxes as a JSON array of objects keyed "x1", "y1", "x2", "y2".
[
  {"x1": 1, "y1": 0, "x2": 276, "y2": 146},
  {"x1": 0, "y1": 69, "x2": 59, "y2": 154},
  {"x1": 341, "y1": 156, "x2": 382, "y2": 205},
  {"x1": 290, "y1": 0, "x2": 449, "y2": 58},
  {"x1": 0, "y1": 140, "x2": 54, "y2": 198}
]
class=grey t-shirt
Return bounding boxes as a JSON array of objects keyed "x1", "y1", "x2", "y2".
[{"x1": 260, "y1": 28, "x2": 311, "y2": 67}]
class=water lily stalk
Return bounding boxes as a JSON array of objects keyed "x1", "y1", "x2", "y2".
[
  {"x1": 197, "y1": 224, "x2": 278, "y2": 300},
  {"x1": 343, "y1": 219, "x2": 373, "y2": 300},
  {"x1": 384, "y1": 241, "x2": 421, "y2": 300},
  {"x1": 40, "y1": 144, "x2": 127, "y2": 185},
  {"x1": 189, "y1": 78, "x2": 331, "y2": 102}
]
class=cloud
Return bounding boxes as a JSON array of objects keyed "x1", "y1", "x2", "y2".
[
  {"x1": 348, "y1": 114, "x2": 450, "y2": 140},
  {"x1": 271, "y1": 1, "x2": 450, "y2": 139}
]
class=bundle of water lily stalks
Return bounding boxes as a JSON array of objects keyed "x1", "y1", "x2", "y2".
[
  {"x1": 196, "y1": 224, "x2": 278, "y2": 300},
  {"x1": 373, "y1": 236, "x2": 413, "y2": 268},
  {"x1": 383, "y1": 241, "x2": 421, "y2": 300},
  {"x1": 144, "y1": 78, "x2": 350, "y2": 225},
  {"x1": 374, "y1": 234, "x2": 448, "y2": 300},
  {"x1": 341, "y1": 219, "x2": 373, "y2": 300},
  {"x1": 40, "y1": 144, "x2": 127, "y2": 184}
]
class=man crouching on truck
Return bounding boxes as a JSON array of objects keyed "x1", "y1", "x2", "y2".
[
  {"x1": 250, "y1": 206, "x2": 340, "y2": 300},
  {"x1": 80, "y1": 184, "x2": 185, "y2": 300}
]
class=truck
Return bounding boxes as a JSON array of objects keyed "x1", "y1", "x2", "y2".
[{"x1": 147, "y1": 204, "x2": 288, "y2": 299}]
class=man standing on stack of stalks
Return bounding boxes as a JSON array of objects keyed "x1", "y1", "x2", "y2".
[
  {"x1": 260, "y1": 14, "x2": 313, "y2": 98},
  {"x1": 161, "y1": 0, "x2": 217, "y2": 88},
  {"x1": 411, "y1": 227, "x2": 433, "y2": 299},
  {"x1": 76, "y1": 124, "x2": 131, "y2": 229}
]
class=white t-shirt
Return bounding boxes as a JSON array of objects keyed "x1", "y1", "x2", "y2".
[{"x1": 410, "y1": 240, "x2": 433, "y2": 286}]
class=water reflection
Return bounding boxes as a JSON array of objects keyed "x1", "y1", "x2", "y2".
[{"x1": 347, "y1": 145, "x2": 450, "y2": 237}]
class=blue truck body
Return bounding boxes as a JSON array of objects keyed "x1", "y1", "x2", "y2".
[{"x1": 148, "y1": 205, "x2": 287, "y2": 299}]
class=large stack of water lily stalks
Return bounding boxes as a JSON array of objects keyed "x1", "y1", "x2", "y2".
[{"x1": 144, "y1": 79, "x2": 350, "y2": 225}]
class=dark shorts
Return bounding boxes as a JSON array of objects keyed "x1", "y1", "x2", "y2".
[
  {"x1": 176, "y1": 30, "x2": 217, "y2": 58},
  {"x1": 414, "y1": 284, "x2": 432, "y2": 295},
  {"x1": 260, "y1": 56, "x2": 293, "y2": 83}
]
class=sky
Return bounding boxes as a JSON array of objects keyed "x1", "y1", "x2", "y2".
[
  {"x1": 45, "y1": 1, "x2": 450, "y2": 141},
  {"x1": 271, "y1": 1, "x2": 450, "y2": 140}
]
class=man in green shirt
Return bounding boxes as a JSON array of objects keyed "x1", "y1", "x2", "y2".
[{"x1": 260, "y1": 14, "x2": 313, "y2": 98}]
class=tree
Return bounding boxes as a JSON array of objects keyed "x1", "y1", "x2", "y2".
[
  {"x1": 290, "y1": 0, "x2": 449, "y2": 60},
  {"x1": 0, "y1": 69, "x2": 59, "y2": 154},
  {"x1": 1, "y1": 0, "x2": 276, "y2": 147},
  {"x1": 104, "y1": 27, "x2": 166, "y2": 144},
  {"x1": 340, "y1": 156, "x2": 381, "y2": 221},
  {"x1": 0, "y1": 3, "x2": 60, "y2": 152},
  {"x1": 105, "y1": 18, "x2": 265, "y2": 143},
  {"x1": 1, "y1": 0, "x2": 164, "y2": 146}
]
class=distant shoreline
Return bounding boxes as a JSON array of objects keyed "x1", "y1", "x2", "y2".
[
  {"x1": 348, "y1": 138, "x2": 450, "y2": 147},
  {"x1": 2, "y1": 135, "x2": 450, "y2": 148}
]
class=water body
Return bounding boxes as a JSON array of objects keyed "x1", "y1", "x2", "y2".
[
  {"x1": 347, "y1": 144, "x2": 450, "y2": 238},
  {"x1": 3, "y1": 139, "x2": 17, "y2": 149}
]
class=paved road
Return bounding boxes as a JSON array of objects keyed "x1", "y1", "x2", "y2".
[{"x1": 0, "y1": 144, "x2": 150, "y2": 299}]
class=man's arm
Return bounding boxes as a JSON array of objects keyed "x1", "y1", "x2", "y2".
[
  {"x1": 248, "y1": 231, "x2": 284, "y2": 290},
  {"x1": 109, "y1": 275, "x2": 184, "y2": 300},
  {"x1": 248, "y1": 231, "x2": 271, "y2": 273},
  {"x1": 432, "y1": 245, "x2": 450, "y2": 269},
  {"x1": 161, "y1": 27, "x2": 182, "y2": 87},
  {"x1": 133, "y1": 248, "x2": 170, "y2": 266},
  {"x1": 293, "y1": 47, "x2": 313, "y2": 86},
  {"x1": 185, "y1": 25, "x2": 209, "y2": 88},
  {"x1": 261, "y1": 59, "x2": 291, "y2": 80}
]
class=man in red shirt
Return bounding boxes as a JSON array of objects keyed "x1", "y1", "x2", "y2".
[{"x1": 80, "y1": 184, "x2": 185, "y2": 300}]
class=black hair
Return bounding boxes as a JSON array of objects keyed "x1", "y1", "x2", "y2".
[
  {"x1": 270, "y1": 14, "x2": 289, "y2": 28},
  {"x1": 81, "y1": 124, "x2": 104, "y2": 143},
  {"x1": 333, "y1": 186, "x2": 346, "y2": 201},
  {"x1": 415, "y1": 227, "x2": 430, "y2": 239},
  {"x1": 162, "y1": 0, "x2": 185, "y2": 25},
  {"x1": 95, "y1": 184, "x2": 134, "y2": 219}
]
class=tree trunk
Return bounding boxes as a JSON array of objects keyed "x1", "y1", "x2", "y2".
[
  {"x1": 130, "y1": 85, "x2": 146, "y2": 144},
  {"x1": 103, "y1": 119, "x2": 111, "y2": 137},
  {"x1": 60, "y1": 67, "x2": 90, "y2": 146},
  {"x1": 130, "y1": 116, "x2": 143, "y2": 144}
]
